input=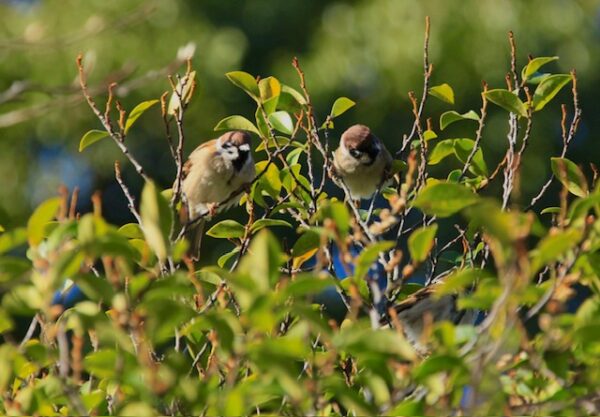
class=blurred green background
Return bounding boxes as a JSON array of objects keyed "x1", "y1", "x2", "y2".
[{"x1": 1, "y1": 0, "x2": 598, "y2": 231}]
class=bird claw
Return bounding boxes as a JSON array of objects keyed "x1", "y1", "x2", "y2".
[{"x1": 208, "y1": 203, "x2": 219, "y2": 217}]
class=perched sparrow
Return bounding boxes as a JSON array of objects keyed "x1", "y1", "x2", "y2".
[
  {"x1": 180, "y1": 130, "x2": 255, "y2": 259},
  {"x1": 333, "y1": 124, "x2": 393, "y2": 200}
]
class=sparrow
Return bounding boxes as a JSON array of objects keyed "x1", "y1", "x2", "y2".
[
  {"x1": 333, "y1": 124, "x2": 393, "y2": 200},
  {"x1": 179, "y1": 130, "x2": 255, "y2": 259}
]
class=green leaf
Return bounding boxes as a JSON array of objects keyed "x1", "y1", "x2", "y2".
[
  {"x1": 27, "y1": 197, "x2": 61, "y2": 246},
  {"x1": 79, "y1": 130, "x2": 109, "y2": 152},
  {"x1": 250, "y1": 219, "x2": 292, "y2": 233},
  {"x1": 0, "y1": 227, "x2": 27, "y2": 254},
  {"x1": 140, "y1": 181, "x2": 172, "y2": 261},
  {"x1": 413, "y1": 354, "x2": 467, "y2": 381},
  {"x1": 532, "y1": 74, "x2": 572, "y2": 111},
  {"x1": 206, "y1": 220, "x2": 245, "y2": 239},
  {"x1": 522, "y1": 56, "x2": 559, "y2": 80},
  {"x1": 412, "y1": 182, "x2": 479, "y2": 217},
  {"x1": 423, "y1": 129, "x2": 438, "y2": 141},
  {"x1": 354, "y1": 241, "x2": 394, "y2": 280},
  {"x1": 167, "y1": 70, "x2": 196, "y2": 115},
  {"x1": 429, "y1": 83, "x2": 455, "y2": 105},
  {"x1": 541, "y1": 207, "x2": 561, "y2": 215},
  {"x1": 117, "y1": 223, "x2": 144, "y2": 239},
  {"x1": 218, "y1": 246, "x2": 240, "y2": 268},
  {"x1": 408, "y1": 224, "x2": 438, "y2": 263},
  {"x1": 291, "y1": 230, "x2": 321, "y2": 258},
  {"x1": 333, "y1": 327, "x2": 416, "y2": 360},
  {"x1": 225, "y1": 71, "x2": 259, "y2": 100},
  {"x1": 321, "y1": 201, "x2": 351, "y2": 238},
  {"x1": 428, "y1": 139, "x2": 455, "y2": 165},
  {"x1": 551, "y1": 157, "x2": 588, "y2": 197},
  {"x1": 465, "y1": 199, "x2": 526, "y2": 243},
  {"x1": 484, "y1": 89, "x2": 528, "y2": 118},
  {"x1": 452, "y1": 138, "x2": 488, "y2": 176},
  {"x1": 0, "y1": 309, "x2": 13, "y2": 334},
  {"x1": 330, "y1": 97, "x2": 356, "y2": 118},
  {"x1": 436, "y1": 268, "x2": 489, "y2": 296},
  {"x1": 124, "y1": 99, "x2": 159, "y2": 133},
  {"x1": 530, "y1": 228, "x2": 582, "y2": 274},
  {"x1": 439, "y1": 110, "x2": 479, "y2": 131},
  {"x1": 268, "y1": 111, "x2": 294, "y2": 135},
  {"x1": 284, "y1": 273, "x2": 337, "y2": 297},
  {"x1": 258, "y1": 76, "x2": 281, "y2": 114},
  {"x1": 237, "y1": 230, "x2": 283, "y2": 297},
  {"x1": 214, "y1": 115, "x2": 260, "y2": 136},
  {"x1": 0, "y1": 257, "x2": 31, "y2": 283}
]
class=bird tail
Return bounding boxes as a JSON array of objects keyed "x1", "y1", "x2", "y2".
[{"x1": 186, "y1": 219, "x2": 206, "y2": 262}]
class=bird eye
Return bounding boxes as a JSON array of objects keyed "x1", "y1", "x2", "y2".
[{"x1": 350, "y1": 149, "x2": 362, "y2": 159}]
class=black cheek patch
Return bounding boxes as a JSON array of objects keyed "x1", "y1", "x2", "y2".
[{"x1": 233, "y1": 150, "x2": 249, "y2": 171}]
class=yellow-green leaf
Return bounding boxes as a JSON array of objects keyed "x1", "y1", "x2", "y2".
[
  {"x1": 27, "y1": 197, "x2": 61, "y2": 246},
  {"x1": 439, "y1": 110, "x2": 479, "y2": 131},
  {"x1": 79, "y1": 130, "x2": 109, "y2": 152},
  {"x1": 268, "y1": 111, "x2": 294, "y2": 135},
  {"x1": 429, "y1": 83, "x2": 455, "y2": 105},
  {"x1": 125, "y1": 99, "x2": 159, "y2": 133},
  {"x1": 412, "y1": 182, "x2": 479, "y2": 218},
  {"x1": 206, "y1": 220, "x2": 245, "y2": 239},
  {"x1": 408, "y1": 224, "x2": 438, "y2": 263},
  {"x1": 140, "y1": 181, "x2": 172, "y2": 261},
  {"x1": 330, "y1": 97, "x2": 356, "y2": 118},
  {"x1": 551, "y1": 157, "x2": 588, "y2": 198},
  {"x1": 484, "y1": 89, "x2": 528, "y2": 118},
  {"x1": 532, "y1": 74, "x2": 572, "y2": 112},
  {"x1": 214, "y1": 115, "x2": 260, "y2": 136},
  {"x1": 226, "y1": 71, "x2": 259, "y2": 101},
  {"x1": 522, "y1": 56, "x2": 558, "y2": 81}
]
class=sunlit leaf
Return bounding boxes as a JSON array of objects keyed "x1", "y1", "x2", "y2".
[
  {"x1": 551, "y1": 157, "x2": 588, "y2": 197},
  {"x1": 225, "y1": 71, "x2": 259, "y2": 101},
  {"x1": 206, "y1": 220, "x2": 245, "y2": 239},
  {"x1": 408, "y1": 224, "x2": 438, "y2": 263},
  {"x1": 268, "y1": 111, "x2": 294, "y2": 135},
  {"x1": 429, "y1": 83, "x2": 455, "y2": 104},
  {"x1": 140, "y1": 181, "x2": 172, "y2": 261},
  {"x1": 354, "y1": 241, "x2": 394, "y2": 280},
  {"x1": 439, "y1": 110, "x2": 479, "y2": 130},
  {"x1": 214, "y1": 115, "x2": 260, "y2": 136},
  {"x1": 79, "y1": 130, "x2": 109, "y2": 152},
  {"x1": 258, "y1": 76, "x2": 281, "y2": 114},
  {"x1": 27, "y1": 197, "x2": 61, "y2": 246},
  {"x1": 250, "y1": 219, "x2": 292, "y2": 233},
  {"x1": 330, "y1": 97, "x2": 356, "y2": 118},
  {"x1": 532, "y1": 74, "x2": 572, "y2": 111},
  {"x1": 530, "y1": 228, "x2": 582, "y2": 274},
  {"x1": 484, "y1": 89, "x2": 528, "y2": 118},
  {"x1": 0, "y1": 227, "x2": 27, "y2": 254},
  {"x1": 436, "y1": 268, "x2": 490, "y2": 296},
  {"x1": 124, "y1": 99, "x2": 159, "y2": 133},
  {"x1": 522, "y1": 56, "x2": 558, "y2": 81},
  {"x1": 412, "y1": 182, "x2": 479, "y2": 217}
]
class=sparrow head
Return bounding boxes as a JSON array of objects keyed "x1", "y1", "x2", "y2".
[
  {"x1": 216, "y1": 130, "x2": 252, "y2": 170},
  {"x1": 341, "y1": 124, "x2": 381, "y2": 166}
]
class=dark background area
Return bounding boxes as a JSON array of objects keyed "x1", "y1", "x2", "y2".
[{"x1": 1, "y1": 0, "x2": 599, "y2": 263}]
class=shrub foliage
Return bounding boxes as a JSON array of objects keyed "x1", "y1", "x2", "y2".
[{"x1": 1, "y1": 23, "x2": 599, "y2": 415}]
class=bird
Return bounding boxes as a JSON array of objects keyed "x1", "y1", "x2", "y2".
[
  {"x1": 333, "y1": 124, "x2": 393, "y2": 200},
  {"x1": 179, "y1": 130, "x2": 256, "y2": 259}
]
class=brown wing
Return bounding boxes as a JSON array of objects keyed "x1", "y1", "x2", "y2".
[{"x1": 181, "y1": 139, "x2": 217, "y2": 183}]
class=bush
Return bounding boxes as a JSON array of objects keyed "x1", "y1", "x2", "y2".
[{"x1": 1, "y1": 22, "x2": 598, "y2": 415}]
